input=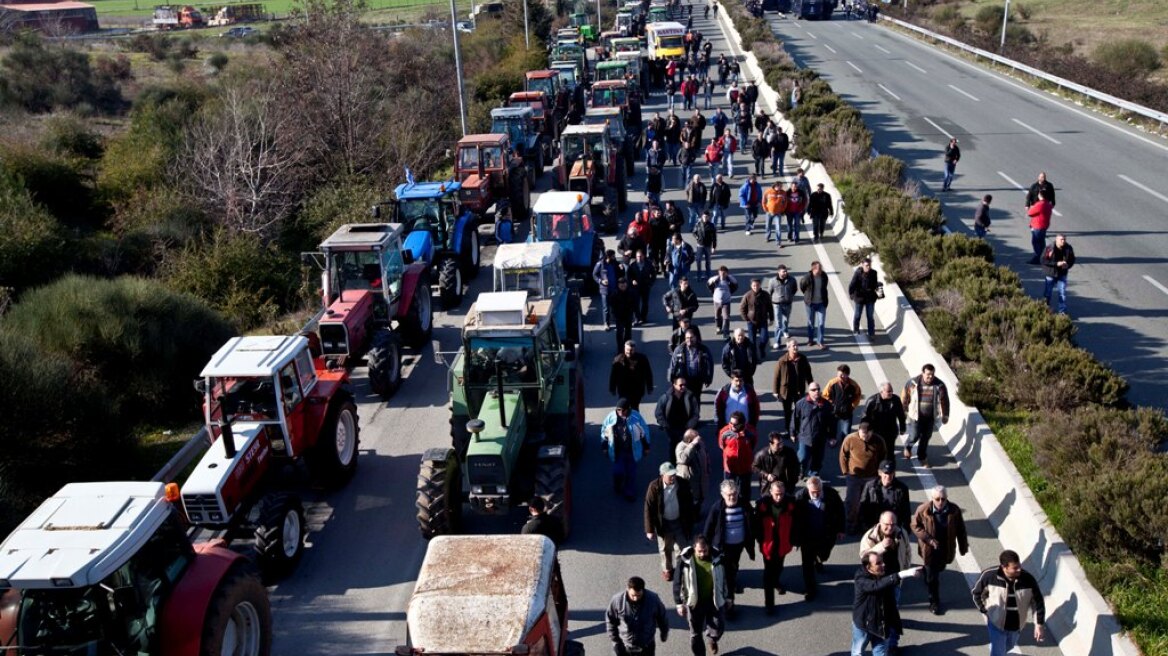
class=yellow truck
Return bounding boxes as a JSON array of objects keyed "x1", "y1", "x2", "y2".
[{"x1": 646, "y1": 21, "x2": 686, "y2": 61}]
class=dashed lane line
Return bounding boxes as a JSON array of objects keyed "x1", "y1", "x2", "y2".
[
  {"x1": 948, "y1": 84, "x2": 980, "y2": 102},
  {"x1": 1118, "y1": 174, "x2": 1168, "y2": 204},
  {"x1": 923, "y1": 117, "x2": 955, "y2": 140},
  {"x1": 878, "y1": 83, "x2": 901, "y2": 101},
  {"x1": 1012, "y1": 118, "x2": 1062, "y2": 145}
]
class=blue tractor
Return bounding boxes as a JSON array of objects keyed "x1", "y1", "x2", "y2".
[
  {"x1": 527, "y1": 191, "x2": 604, "y2": 295},
  {"x1": 379, "y1": 181, "x2": 483, "y2": 310}
]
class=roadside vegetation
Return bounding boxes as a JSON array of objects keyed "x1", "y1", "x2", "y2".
[
  {"x1": 0, "y1": 0, "x2": 550, "y2": 532},
  {"x1": 722, "y1": 2, "x2": 1168, "y2": 652}
]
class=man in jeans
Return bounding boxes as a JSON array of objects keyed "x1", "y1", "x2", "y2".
[
  {"x1": 847, "y1": 258, "x2": 880, "y2": 338},
  {"x1": 685, "y1": 174, "x2": 708, "y2": 229},
  {"x1": 692, "y1": 212, "x2": 717, "y2": 277},
  {"x1": 766, "y1": 265, "x2": 797, "y2": 347},
  {"x1": 709, "y1": 174, "x2": 731, "y2": 230},
  {"x1": 972, "y1": 549, "x2": 1047, "y2": 656},
  {"x1": 1040, "y1": 233, "x2": 1075, "y2": 315},
  {"x1": 673, "y1": 536, "x2": 727, "y2": 656},
  {"x1": 800, "y1": 261, "x2": 829, "y2": 349},
  {"x1": 707, "y1": 266, "x2": 739, "y2": 340},
  {"x1": 901, "y1": 364, "x2": 950, "y2": 468},
  {"x1": 607, "y1": 576, "x2": 670, "y2": 656}
]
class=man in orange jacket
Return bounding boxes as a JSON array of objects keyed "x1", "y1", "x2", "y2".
[{"x1": 763, "y1": 181, "x2": 787, "y2": 247}]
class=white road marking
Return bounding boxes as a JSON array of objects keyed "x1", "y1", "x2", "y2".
[
  {"x1": 905, "y1": 60, "x2": 928, "y2": 74},
  {"x1": 1119, "y1": 174, "x2": 1168, "y2": 204},
  {"x1": 851, "y1": 31, "x2": 866, "y2": 39},
  {"x1": 878, "y1": 83, "x2": 901, "y2": 101},
  {"x1": 1011, "y1": 118, "x2": 1061, "y2": 145},
  {"x1": 824, "y1": 44, "x2": 837, "y2": 54},
  {"x1": 948, "y1": 84, "x2": 980, "y2": 102},
  {"x1": 813, "y1": 240, "x2": 985, "y2": 587},
  {"x1": 874, "y1": 44, "x2": 891, "y2": 54},
  {"x1": 847, "y1": 61, "x2": 863, "y2": 73},
  {"x1": 923, "y1": 117, "x2": 955, "y2": 140},
  {"x1": 806, "y1": 30, "x2": 818, "y2": 39},
  {"x1": 1144, "y1": 275, "x2": 1168, "y2": 296}
]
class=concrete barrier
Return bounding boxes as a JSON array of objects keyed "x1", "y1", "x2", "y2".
[{"x1": 712, "y1": 7, "x2": 1142, "y2": 655}]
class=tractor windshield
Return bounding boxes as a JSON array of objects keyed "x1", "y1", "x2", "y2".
[
  {"x1": 481, "y1": 146, "x2": 504, "y2": 170},
  {"x1": 496, "y1": 267, "x2": 544, "y2": 296},
  {"x1": 594, "y1": 87, "x2": 627, "y2": 107},
  {"x1": 528, "y1": 77, "x2": 554, "y2": 97},
  {"x1": 208, "y1": 376, "x2": 281, "y2": 422},
  {"x1": 398, "y1": 198, "x2": 447, "y2": 237},
  {"x1": 465, "y1": 339, "x2": 538, "y2": 387},
  {"x1": 561, "y1": 137, "x2": 586, "y2": 163},
  {"x1": 586, "y1": 134, "x2": 607, "y2": 156},
  {"x1": 660, "y1": 35, "x2": 684, "y2": 50},
  {"x1": 457, "y1": 146, "x2": 480, "y2": 173},
  {"x1": 491, "y1": 120, "x2": 525, "y2": 151},
  {"x1": 537, "y1": 212, "x2": 580, "y2": 240},
  {"x1": 333, "y1": 250, "x2": 384, "y2": 294}
]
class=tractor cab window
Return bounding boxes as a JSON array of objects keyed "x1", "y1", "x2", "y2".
[
  {"x1": 466, "y1": 339, "x2": 538, "y2": 386},
  {"x1": 561, "y1": 138, "x2": 586, "y2": 163},
  {"x1": 497, "y1": 267, "x2": 543, "y2": 297},
  {"x1": 538, "y1": 212, "x2": 580, "y2": 240},
  {"x1": 382, "y1": 247, "x2": 404, "y2": 297},
  {"x1": 399, "y1": 198, "x2": 445, "y2": 237},
  {"x1": 545, "y1": 262, "x2": 565, "y2": 298},
  {"x1": 334, "y1": 250, "x2": 384, "y2": 293},
  {"x1": 587, "y1": 135, "x2": 607, "y2": 157},
  {"x1": 458, "y1": 146, "x2": 479, "y2": 172},
  {"x1": 219, "y1": 377, "x2": 279, "y2": 420},
  {"x1": 536, "y1": 326, "x2": 561, "y2": 377},
  {"x1": 481, "y1": 146, "x2": 504, "y2": 170},
  {"x1": 529, "y1": 78, "x2": 553, "y2": 97},
  {"x1": 279, "y1": 362, "x2": 302, "y2": 413},
  {"x1": 295, "y1": 348, "x2": 317, "y2": 394}
]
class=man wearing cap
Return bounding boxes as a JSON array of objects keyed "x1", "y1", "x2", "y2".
[
  {"x1": 646, "y1": 462, "x2": 697, "y2": 581},
  {"x1": 602, "y1": 398, "x2": 652, "y2": 501},
  {"x1": 838, "y1": 422, "x2": 887, "y2": 535},
  {"x1": 610, "y1": 340, "x2": 655, "y2": 412},
  {"x1": 859, "y1": 461, "x2": 912, "y2": 530}
]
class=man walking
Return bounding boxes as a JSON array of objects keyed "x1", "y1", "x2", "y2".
[
  {"x1": 848, "y1": 258, "x2": 879, "y2": 338},
  {"x1": 770, "y1": 126, "x2": 789, "y2": 177},
  {"x1": 852, "y1": 551, "x2": 920, "y2": 655},
  {"x1": 752, "y1": 430, "x2": 800, "y2": 497},
  {"x1": 911, "y1": 485, "x2": 969, "y2": 614},
  {"x1": 610, "y1": 278, "x2": 638, "y2": 352},
  {"x1": 707, "y1": 266, "x2": 739, "y2": 340},
  {"x1": 791, "y1": 476, "x2": 845, "y2": 601},
  {"x1": 676, "y1": 428, "x2": 710, "y2": 514},
  {"x1": 668, "y1": 330, "x2": 714, "y2": 394},
  {"x1": 601, "y1": 398, "x2": 652, "y2": 501},
  {"x1": 807, "y1": 182, "x2": 834, "y2": 242},
  {"x1": 901, "y1": 364, "x2": 950, "y2": 468},
  {"x1": 628, "y1": 250, "x2": 655, "y2": 325},
  {"x1": 792, "y1": 382, "x2": 834, "y2": 478},
  {"x1": 763, "y1": 181, "x2": 787, "y2": 245},
  {"x1": 784, "y1": 181, "x2": 805, "y2": 244},
  {"x1": 838, "y1": 422, "x2": 886, "y2": 534},
  {"x1": 664, "y1": 277, "x2": 700, "y2": 329},
  {"x1": 766, "y1": 265, "x2": 797, "y2": 347},
  {"x1": 737, "y1": 173, "x2": 763, "y2": 234},
  {"x1": 973, "y1": 194, "x2": 993, "y2": 238},
  {"x1": 739, "y1": 278, "x2": 774, "y2": 357},
  {"x1": 754, "y1": 480, "x2": 796, "y2": 615},
  {"x1": 710, "y1": 174, "x2": 731, "y2": 229},
  {"x1": 750, "y1": 131, "x2": 770, "y2": 177},
  {"x1": 859, "y1": 461, "x2": 912, "y2": 530},
  {"x1": 1025, "y1": 171, "x2": 1056, "y2": 214},
  {"x1": 693, "y1": 211, "x2": 717, "y2": 276},
  {"x1": 858, "y1": 511, "x2": 914, "y2": 600},
  {"x1": 716, "y1": 411, "x2": 757, "y2": 502},
  {"x1": 714, "y1": 370, "x2": 761, "y2": 428},
  {"x1": 1026, "y1": 190, "x2": 1053, "y2": 265},
  {"x1": 941, "y1": 137, "x2": 960, "y2": 191},
  {"x1": 720, "y1": 329, "x2": 759, "y2": 386},
  {"x1": 685, "y1": 174, "x2": 708, "y2": 229},
  {"x1": 667, "y1": 233, "x2": 696, "y2": 288},
  {"x1": 800, "y1": 261, "x2": 829, "y2": 349},
  {"x1": 704, "y1": 479, "x2": 754, "y2": 611},
  {"x1": 862, "y1": 382, "x2": 907, "y2": 461},
  {"x1": 773, "y1": 339, "x2": 813, "y2": 433},
  {"x1": 610, "y1": 340, "x2": 654, "y2": 411},
  {"x1": 607, "y1": 577, "x2": 670, "y2": 656},
  {"x1": 594, "y1": 249, "x2": 624, "y2": 330},
  {"x1": 824, "y1": 364, "x2": 863, "y2": 444},
  {"x1": 1040, "y1": 233, "x2": 1075, "y2": 315},
  {"x1": 656, "y1": 375, "x2": 702, "y2": 459},
  {"x1": 972, "y1": 550, "x2": 1047, "y2": 656},
  {"x1": 646, "y1": 462, "x2": 696, "y2": 581},
  {"x1": 673, "y1": 536, "x2": 727, "y2": 656}
]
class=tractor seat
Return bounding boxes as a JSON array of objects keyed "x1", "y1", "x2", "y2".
[{"x1": 362, "y1": 263, "x2": 381, "y2": 283}]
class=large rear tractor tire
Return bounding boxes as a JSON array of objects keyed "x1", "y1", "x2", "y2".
[
  {"x1": 461, "y1": 228, "x2": 481, "y2": 279},
  {"x1": 253, "y1": 492, "x2": 305, "y2": 582},
  {"x1": 400, "y1": 273, "x2": 433, "y2": 348},
  {"x1": 367, "y1": 329, "x2": 403, "y2": 399},
  {"x1": 310, "y1": 398, "x2": 359, "y2": 487},
  {"x1": 438, "y1": 258, "x2": 462, "y2": 311},
  {"x1": 417, "y1": 448, "x2": 462, "y2": 539},
  {"x1": 535, "y1": 456, "x2": 571, "y2": 541},
  {"x1": 199, "y1": 566, "x2": 272, "y2": 656}
]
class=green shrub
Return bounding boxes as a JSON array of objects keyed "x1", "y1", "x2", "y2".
[
  {"x1": 0, "y1": 144, "x2": 96, "y2": 225},
  {"x1": 854, "y1": 156, "x2": 905, "y2": 187},
  {"x1": 291, "y1": 178, "x2": 384, "y2": 248},
  {"x1": 41, "y1": 114, "x2": 105, "y2": 160},
  {"x1": 923, "y1": 307, "x2": 963, "y2": 360},
  {"x1": 0, "y1": 34, "x2": 123, "y2": 114},
  {"x1": 163, "y1": 230, "x2": 300, "y2": 331},
  {"x1": 974, "y1": 4, "x2": 1003, "y2": 34},
  {"x1": 877, "y1": 229, "x2": 935, "y2": 285},
  {"x1": 207, "y1": 52, "x2": 230, "y2": 73},
  {"x1": 931, "y1": 4, "x2": 965, "y2": 29},
  {"x1": 928, "y1": 257, "x2": 1020, "y2": 304},
  {"x1": 979, "y1": 342, "x2": 1127, "y2": 410},
  {"x1": 0, "y1": 170, "x2": 65, "y2": 292},
  {"x1": 929, "y1": 232, "x2": 993, "y2": 268},
  {"x1": 2, "y1": 275, "x2": 234, "y2": 424},
  {"x1": 1003, "y1": 24, "x2": 1035, "y2": 48},
  {"x1": 1093, "y1": 39, "x2": 1162, "y2": 77},
  {"x1": 962, "y1": 297, "x2": 1075, "y2": 363}
]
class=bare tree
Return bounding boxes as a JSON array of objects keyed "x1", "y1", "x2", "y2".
[{"x1": 181, "y1": 79, "x2": 306, "y2": 238}]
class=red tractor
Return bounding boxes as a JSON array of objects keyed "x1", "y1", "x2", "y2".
[
  {"x1": 305, "y1": 222, "x2": 434, "y2": 398},
  {"x1": 181, "y1": 334, "x2": 360, "y2": 579},
  {"x1": 554, "y1": 124, "x2": 627, "y2": 233},
  {"x1": 0, "y1": 481, "x2": 272, "y2": 656},
  {"x1": 526, "y1": 69, "x2": 570, "y2": 134},
  {"x1": 454, "y1": 133, "x2": 533, "y2": 228}
]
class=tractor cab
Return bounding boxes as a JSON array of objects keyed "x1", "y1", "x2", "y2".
[
  {"x1": 550, "y1": 62, "x2": 581, "y2": 92},
  {"x1": 390, "y1": 180, "x2": 482, "y2": 308},
  {"x1": 398, "y1": 535, "x2": 580, "y2": 656},
  {"x1": 599, "y1": 30, "x2": 621, "y2": 53},
  {"x1": 568, "y1": 12, "x2": 593, "y2": 41},
  {"x1": 589, "y1": 79, "x2": 632, "y2": 113},
  {"x1": 494, "y1": 242, "x2": 583, "y2": 348},
  {"x1": 615, "y1": 11, "x2": 633, "y2": 36},
  {"x1": 509, "y1": 90, "x2": 557, "y2": 144},
  {"x1": 622, "y1": 0, "x2": 643, "y2": 19},
  {"x1": 0, "y1": 482, "x2": 268, "y2": 656},
  {"x1": 526, "y1": 69, "x2": 564, "y2": 102},
  {"x1": 596, "y1": 59, "x2": 629, "y2": 83},
  {"x1": 556, "y1": 124, "x2": 611, "y2": 190},
  {"x1": 611, "y1": 36, "x2": 643, "y2": 55},
  {"x1": 490, "y1": 106, "x2": 545, "y2": 184},
  {"x1": 648, "y1": 5, "x2": 667, "y2": 22},
  {"x1": 455, "y1": 133, "x2": 530, "y2": 223},
  {"x1": 527, "y1": 191, "x2": 600, "y2": 285},
  {"x1": 583, "y1": 107, "x2": 637, "y2": 177},
  {"x1": 555, "y1": 27, "x2": 579, "y2": 46}
]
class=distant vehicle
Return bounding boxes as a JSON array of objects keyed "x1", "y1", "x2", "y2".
[
  {"x1": 205, "y1": 2, "x2": 265, "y2": 26},
  {"x1": 470, "y1": 0, "x2": 504, "y2": 20},
  {"x1": 456, "y1": 20, "x2": 474, "y2": 32},
  {"x1": 646, "y1": 21, "x2": 685, "y2": 61},
  {"x1": 794, "y1": 0, "x2": 837, "y2": 19},
  {"x1": 152, "y1": 4, "x2": 205, "y2": 29},
  {"x1": 220, "y1": 25, "x2": 257, "y2": 37}
]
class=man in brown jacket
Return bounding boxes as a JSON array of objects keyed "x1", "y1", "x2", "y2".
[
  {"x1": 772, "y1": 339, "x2": 813, "y2": 433},
  {"x1": 911, "y1": 485, "x2": 969, "y2": 615},
  {"x1": 838, "y1": 422, "x2": 886, "y2": 534},
  {"x1": 646, "y1": 462, "x2": 696, "y2": 581},
  {"x1": 739, "y1": 278, "x2": 774, "y2": 358}
]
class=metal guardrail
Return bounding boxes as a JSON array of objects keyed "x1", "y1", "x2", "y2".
[
  {"x1": 150, "y1": 307, "x2": 328, "y2": 482},
  {"x1": 881, "y1": 15, "x2": 1168, "y2": 129}
]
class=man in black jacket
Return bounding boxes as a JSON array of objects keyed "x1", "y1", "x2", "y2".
[
  {"x1": 848, "y1": 258, "x2": 880, "y2": 338},
  {"x1": 1041, "y1": 234, "x2": 1075, "y2": 315},
  {"x1": 792, "y1": 476, "x2": 845, "y2": 601},
  {"x1": 709, "y1": 174, "x2": 732, "y2": 230},
  {"x1": 1024, "y1": 171, "x2": 1056, "y2": 210},
  {"x1": 521, "y1": 496, "x2": 564, "y2": 544},
  {"x1": 770, "y1": 127, "x2": 789, "y2": 177},
  {"x1": 663, "y1": 277, "x2": 700, "y2": 329},
  {"x1": 656, "y1": 376, "x2": 702, "y2": 460},
  {"x1": 862, "y1": 383, "x2": 907, "y2": 460},
  {"x1": 645, "y1": 462, "x2": 696, "y2": 581},
  {"x1": 942, "y1": 137, "x2": 960, "y2": 191},
  {"x1": 627, "y1": 249, "x2": 656, "y2": 325},
  {"x1": 806, "y1": 183, "x2": 834, "y2": 242},
  {"x1": 610, "y1": 340, "x2": 654, "y2": 411},
  {"x1": 859, "y1": 461, "x2": 912, "y2": 530},
  {"x1": 610, "y1": 278, "x2": 639, "y2": 352},
  {"x1": 752, "y1": 430, "x2": 800, "y2": 496},
  {"x1": 852, "y1": 551, "x2": 921, "y2": 654}
]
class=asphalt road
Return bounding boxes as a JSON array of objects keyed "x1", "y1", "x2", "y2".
[
  {"x1": 265, "y1": 11, "x2": 1062, "y2": 656},
  {"x1": 761, "y1": 11, "x2": 1168, "y2": 411}
]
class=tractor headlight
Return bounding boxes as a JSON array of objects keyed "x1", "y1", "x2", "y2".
[
  {"x1": 51, "y1": 578, "x2": 73, "y2": 587},
  {"x1": 471, "y1": 485, "x2": 484, "y2": 495},
  {"x1": 497, "y1": 486, "x2": 508, "y2": 495},
  {"x1": 270, "y1": 437, "x2": 286, "y2": 452}
]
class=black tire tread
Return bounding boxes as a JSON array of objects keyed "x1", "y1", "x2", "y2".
[
  {"x1": 367, "y1": 330, "x2": 403, "y2": 399},
  {"x1": 535, "y1": 457, "x2": 570, "y2": 540},
  {"x1": 199, "y1": 566, "x2": 273, "y2": 656},
  {"x1": 416, "y1": 450, "x2": 459, "y2": 539},
  {"x1": 438, "y1": 258, "x2": 461, "y2": 310},
  {"x1": 253, "y1": 493, "x2": 305, "y2": 581}
]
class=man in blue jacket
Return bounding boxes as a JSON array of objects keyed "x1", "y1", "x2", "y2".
[
  {"x1": 737, "y1": 173, "x2": 763, "y2": 235},
  {"x1": 602, "y1": 398, "x2": 651, "y2": 501}
]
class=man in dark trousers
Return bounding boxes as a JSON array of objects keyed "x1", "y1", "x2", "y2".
[
  {"x1": 656, "y1": 376, "x2": 701, "y2": 461},
  {"x1": 720, "y1": 328, "x2": 759, "y2": 386},
  {"x1": 663, "y1": 277, "x2": 700, "y2": 330},
  {"x1": 610, "y1": 340, "x2": 654, "y2": 412},
  {"x1": 520, "y1": 496, "x2": 564, "y2": 544},
  {"x1": 901, "y1": 364, "x2": 950, "y2": 468},
  {"x1": 912, "y1": 485, "x2": 969, "y2": 615},
  {"x1": 610, "y1": 278, "x2": 639, "y2": 352},
  {"x1": 752, "y1": 430, "x2": 800, "y2": 497},
  {"x1": 859, "y1": 461, "x2": 912, "y2": 530},
  {"x1": 668, "y1": 329, "x2": 714, "y2": 394},
  {"x1": 852, "y1": 551, "x2": 921, "y2": 655},
  {"x1": 739, "y1": 278, "x2": 774, "y2": 358},
  {"x1": 628, "y1": 249, "x2": 656, "y2": 325},
  {"x1": 942, "y1": 137, "x2": 960, "y2": 191},
  {"x1": 770, "y1": 126, "x2": 789, "y2": 177},
  {"x1": 791, "y1": 476, "x2": 845, "y2": 601},
  {"x1": 806, "y1": 182, "x2": 834, "y2": 242},
  {"x1": 848, "y1": 257, "x2": 880, "y2": 338},
  {"x1": 792, "y1": 382, "x2": 834, "y2": 479},
  {"x1": 673, "y1": 536, "x2": 727, "y2": 656},
  {"x1": 772, "y1": 339, "x2": 813, "y2": 433},
  {"x1": 1041, "y1": 233, "x2": 1075, "y2": 315},
  {"x1": 607, "y1": 576, "x2": 670, "y2": 656},
  {"x1": 645, "y1": 462, "x2": 696, "y2": 581},
  {"x1": 861, "y1": 382, "x2": 907, "y2": 463}
]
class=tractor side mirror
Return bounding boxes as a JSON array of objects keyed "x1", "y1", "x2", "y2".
[
  {"x1": 371, "y1": 205, "x2": 381, "y2": 219},
  {"x1": 193, "y1": 379, "x2": 207, "y2": 395},
  {"x1": 402, "y1": 250, "x2": 415, "y2": 265}
]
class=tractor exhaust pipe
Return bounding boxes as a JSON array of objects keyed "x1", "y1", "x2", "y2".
[
  {"x1": 217, "y1": 394, "x2": 238, "y2": 459},
  {"x1": 494, "y1": 358, "x2": 507, "y2": 429}
]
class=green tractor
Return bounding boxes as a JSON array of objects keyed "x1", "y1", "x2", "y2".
[
  {"x1": 416, "y1": 291, "x2": 584, "y2": 541},
  {"x1": 569, "y1": 11, "x2": 595, "y2": 41}
]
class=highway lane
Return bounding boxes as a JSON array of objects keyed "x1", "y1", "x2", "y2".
[
  {"x1": 765, "y1": 13, "x2": 1168, "y2": 410},
  {"x1": 265, "y1": 12, "x2": 1061, "y2": 655}
]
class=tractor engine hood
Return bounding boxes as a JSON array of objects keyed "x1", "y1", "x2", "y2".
[
  {"x1": 466, "y1": 391, "x2": 527, "y2": 507},
  {"x1": 459, "y1": 174, "x2": 492, "y2": 213},
  {"x1": 317, "y1": 289, "x2": 377, "y2": 358},
  {"x1": 569, "y1": 160, "x2": 593, "y2": 179},
  {"x1": 182, "y1": 422, "x2": 272, "y2": 527},
  {"x1": 403, "y1": 230, "x2": 435, "y2": 265}
]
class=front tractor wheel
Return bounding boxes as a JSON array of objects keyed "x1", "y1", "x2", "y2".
[
  {"x1": 462, "y1": 228, "x2": 480, "y2": 278},
  {"x1": 311, "y1": 399, "x2": 360, "y2": 487},
  {"x1": 400, "y1": 273, "x2": 433, "y2": 348},
  {"x1": 438, "y1": 258, "x2": 462, "y2": 310},
  {"x1": 367, "y1": 329, "x2": 403, "y2": 399},
  {"x1": 199, "y1": 566, "x2": 272, "y2": 656},
  {"x1": 535, "y1": 456, "x2": 571, "y2": 542},
  {"x1": 416, "y1": 448, "x2": 462, "y2": 539},
  {"x1": 253, "y1": 493, "x2": 306, "y2": 581}
]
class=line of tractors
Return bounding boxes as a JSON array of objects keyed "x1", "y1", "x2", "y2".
[{"x1": 0, "y1": 5, "x2": 665, "y2": 652}]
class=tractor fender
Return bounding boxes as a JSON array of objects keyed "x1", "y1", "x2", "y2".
[
  {"x1": 395, "y1": 262, "x2": 429, "y2": 319},
  {"x1": 402, "y1": 231, "x2": 435, "y2": 266},
  {"x1": 422, "y1": 446, "x2": 454, "y2": 463},
  {"x1": 537, "y1": 444, "x2": 567, "y2": 461},
  {"x1": 159, "y1": 544, "x2": 248, "y2": 656},
  {"x1": 450, "y1": 211, "x2": 476, "y2": 254}
]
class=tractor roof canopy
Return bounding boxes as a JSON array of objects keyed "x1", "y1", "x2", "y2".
[
  {"x1": 0, "y1": 482, "x2": 171, "y2": 589},
  {"x1": 494, "y1": 241, "x2": 562, "y2": 272},
  {"x1": 533, "y1": 191, "x2": 590, "y2": 215},
  {"x1": 407, "y1": 535, "x2": 556, "y2": 653},
  {"x1": 459, "y1": 133, "x2": 510, "y2": 147},
  {"x1": 395, "y1": 181, "x2": 461, "y2": 200},
  {"x1": 491, "y1": 106, "x2": 534, "y2": 120},
  {"x1": 464, "y1": 292, "x2": 554, "y2": 337},
  {"x1": 319, "y1": 222, "x2": 405, "y2": 252},
  {"x1": 200, "y1": 335, "x2": 307, "y2": 379}
]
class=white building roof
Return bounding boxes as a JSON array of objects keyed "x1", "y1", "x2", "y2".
[
  {"x1": 494, "y1": 242, "x2": 562, "y2": 271},
  {"x1": 533, "y1": 191, "x2": 589, "y2": 214},
  {"x1": 0, "y1": 482, "x2": 170, "y2": 589},
  {"x1": 407, "y1": 535, "x2": 556, "y2": 653},
  {"x1": 200, "y1": 335, "x2": 305, "y2": 379}
]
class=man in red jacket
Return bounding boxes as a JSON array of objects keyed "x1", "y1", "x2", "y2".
[
  {"x1": 718, "y1": 411, "x2": 757, "y2": 502},
  {"x1": 1026, "y1": 191, "x2": 1053, "y2": 265},
  {"x1": 754, "y1": 479, "x2": 796, "y2": 615}
]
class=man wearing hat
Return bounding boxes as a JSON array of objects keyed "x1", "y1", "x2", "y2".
[
  {"x1": 859, "y1": 461, "x2": 912, "y2": 530},
  {"x1": 645, "y1": 461, "x2": 696, "y2": 581},
  {"x1": 602, "y1": 398, "x2": 652, "y2": 501}
]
